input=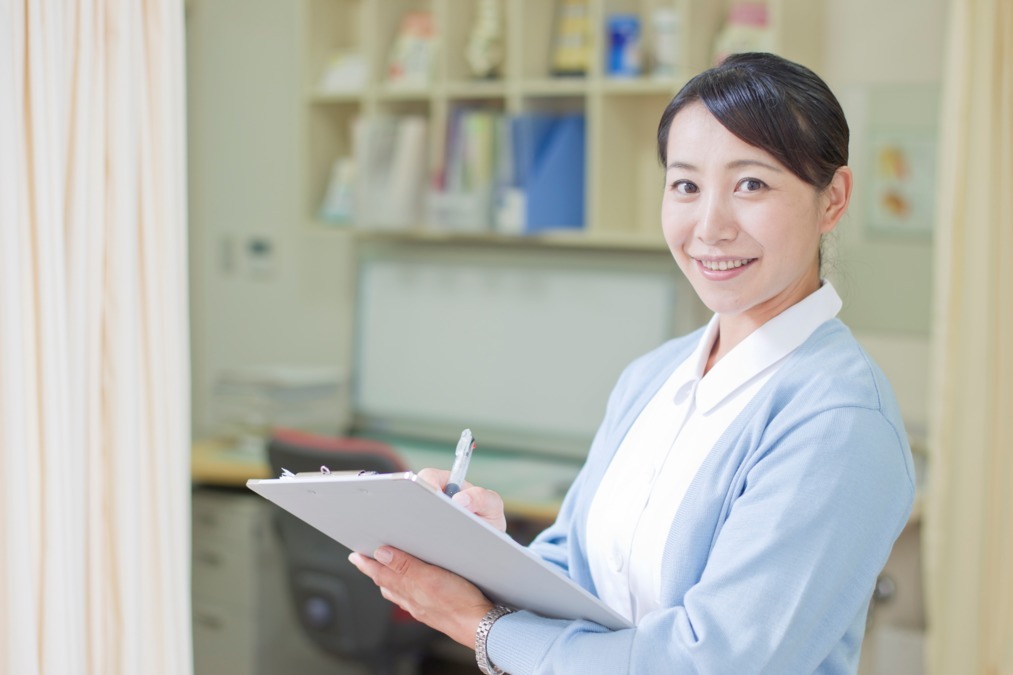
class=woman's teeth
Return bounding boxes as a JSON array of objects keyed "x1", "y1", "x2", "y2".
[{"x1": 700, "y1": 259, "x2": 751, "y2": 271}]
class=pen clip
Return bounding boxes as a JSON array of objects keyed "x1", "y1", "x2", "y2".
[{"x1": 455, "y1": 429, "x2": 475, "y2": 457}]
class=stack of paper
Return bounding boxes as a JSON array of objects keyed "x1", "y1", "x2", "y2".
[{"x1": 213, "y1": 365, "x2": 349, "y2": 446}]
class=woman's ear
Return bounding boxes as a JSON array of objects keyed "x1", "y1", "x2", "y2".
[{"x1": 819, "y1": 166, "x2": 854, "y2": 234}]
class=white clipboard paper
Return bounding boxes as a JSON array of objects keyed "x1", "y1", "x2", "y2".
[{"x1": 247, "y1": 471, "x2": 631, "y2": 630}]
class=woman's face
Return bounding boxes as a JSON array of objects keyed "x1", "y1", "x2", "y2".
[{"x1": 662, "y1": 103, "x2": 848, "y2": 332}]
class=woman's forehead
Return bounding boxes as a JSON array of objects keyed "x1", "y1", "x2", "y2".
[{"x1": 665, "y1": 104, "x2": 781, "y2": 169}]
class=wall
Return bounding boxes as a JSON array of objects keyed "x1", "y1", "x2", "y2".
[
  {"x1": 822, "y1": 0, "x2": 947, "y2": 436},
  {"x1": 186, "y1": 0, "x2": 355, "y2": 438},
  {"x1": 821, "y1": 7, "x2": 946, "y2": 672},
  {"x1": 187, "y1": 0, "x2": 947, "y2": 439}
]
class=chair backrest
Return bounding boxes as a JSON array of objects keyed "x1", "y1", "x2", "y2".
[
  {"x1": 268, "y1": 427, "x2": 407, "y2": 475},
  {"x1": 265, "y1": 428, "x2": 436, "y2": 670}
]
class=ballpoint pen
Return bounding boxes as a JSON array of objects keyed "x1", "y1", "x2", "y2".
[{"x1": 444, "y1": 428, "x2": 476, "y2": 497}]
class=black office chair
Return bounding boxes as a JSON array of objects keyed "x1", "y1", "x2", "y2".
[{"x1": 266, "y1": 427, "x2": 438, "y2": 675}]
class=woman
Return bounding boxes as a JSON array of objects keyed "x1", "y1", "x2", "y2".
[{"x1": 350, "y1": 52, "x2": 915, "y2": 674}]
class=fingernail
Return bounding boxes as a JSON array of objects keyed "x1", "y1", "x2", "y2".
[
  {"x1": 374, "y1": 548, "x2": 393, "y2": 564},
  {"x1": 452, "y1": 492, "x2": 472, "y2": 508}
]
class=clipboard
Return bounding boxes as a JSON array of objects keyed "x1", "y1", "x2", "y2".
[{"x1": 247, "y1": 471, "x2": 632, "y2": 630}]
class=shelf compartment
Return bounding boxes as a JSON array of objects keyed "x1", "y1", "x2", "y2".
[{"x1": 590, "y1": 91, "x2": 672, "y2": 238}]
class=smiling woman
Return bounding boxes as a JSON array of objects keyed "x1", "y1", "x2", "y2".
[
  {"x1": 656, "y1": 53, "x2": 854, "y2": 368},
  {"x1": 349, "y1": 53, "x2": 915, "y2": 675}
]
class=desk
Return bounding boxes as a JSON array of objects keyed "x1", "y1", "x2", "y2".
[{"x1": 191, "y1": 435, "x2": 583, "y2": 523}]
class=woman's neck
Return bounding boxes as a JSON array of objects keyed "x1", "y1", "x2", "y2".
[{"x1": 705, "y1": 277, "x2": 823, "y2": 375}]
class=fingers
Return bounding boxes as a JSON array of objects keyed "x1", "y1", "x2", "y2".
[
  {"x1": 348, "y1": 547, "x2": 495, "y2": 647},
  {"x1": 349, "y1": 551, "x2": 411, "y2": 613},
  {"x1": 452, "y1": 487, "x2": 507, "y2": 532},
  {"x1": 416, "y1": 468, "x2": 507, "y2": 533},
  {"x1": 348, "y1": 547, "x2": 420, "y2": 588}
]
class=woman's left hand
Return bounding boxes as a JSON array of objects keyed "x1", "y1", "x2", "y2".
[{"x1": 348, "y1": 546, "x2": 494, "y2": 647}]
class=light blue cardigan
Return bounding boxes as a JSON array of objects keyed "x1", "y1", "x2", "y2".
[{"x1": 488, "y1": 319, "x2": 915, "y2": 674}]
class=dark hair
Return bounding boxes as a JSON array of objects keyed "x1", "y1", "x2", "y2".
[{"x1": 657, "y1": 52, "x2": 849, "y2": 191}]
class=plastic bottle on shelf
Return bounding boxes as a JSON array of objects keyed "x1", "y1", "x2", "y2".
[
  {"x1": 605, "y1": 14, "x2": 643, "y2": 77},
  {"x1": 712, "y1": 1, "x2": 772, "y2": 65},
  {"x1": 649, "y1": 7, "x2": 682, "y2": 78}
]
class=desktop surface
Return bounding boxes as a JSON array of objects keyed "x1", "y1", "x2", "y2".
[{"x1": 191, "y1": 434, "x2": 582, "y2": 522}]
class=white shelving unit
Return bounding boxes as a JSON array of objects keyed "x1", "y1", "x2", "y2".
[{"x1": 298, "y1": 0, "x2": 824, "y2": 251}]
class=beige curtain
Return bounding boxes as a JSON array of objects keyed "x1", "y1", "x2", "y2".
[
  {"x1": 0, "y1": 1, "x2": 191, "y2": 674},
  {"x1": 925, "y1": 0, "x2": 1013, "y2": 673}
]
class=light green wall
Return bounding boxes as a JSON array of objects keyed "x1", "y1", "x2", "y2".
[{"x1": 834, "y1": 83, "x2": 939, "y2": 336}]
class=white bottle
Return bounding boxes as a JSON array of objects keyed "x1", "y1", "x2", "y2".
[{"x1": 650, "y1": 7, "x2": 682, "y2": 78}]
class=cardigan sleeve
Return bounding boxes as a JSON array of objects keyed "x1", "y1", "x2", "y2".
[{"x1": 487, "y1": 405, "x2": 915, "y2": 675}]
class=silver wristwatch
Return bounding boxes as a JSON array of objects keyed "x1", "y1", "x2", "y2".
[{"x1": 475, "y1": 605, "x2": 515, "y2": 675}]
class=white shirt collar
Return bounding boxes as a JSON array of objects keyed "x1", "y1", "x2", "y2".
[{"x1": 687, "y1": 281, "x2": 843, "y2": 413}]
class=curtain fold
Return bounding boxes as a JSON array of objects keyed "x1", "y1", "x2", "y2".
[
  {"x1": 0, "y1": 1, "x2": 191, "y2": 673},
  {"x1": 925, "y1": 0, "x2": 1013, "y2": 672}
]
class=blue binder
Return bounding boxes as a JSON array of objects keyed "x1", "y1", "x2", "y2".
[{"x1": 511, "y1": 113, "x2": 586, "y2": 232}]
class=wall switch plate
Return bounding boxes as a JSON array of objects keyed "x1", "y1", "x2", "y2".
[{"x1": 244, "y1": 235, "x2": 276, "y2": 280}]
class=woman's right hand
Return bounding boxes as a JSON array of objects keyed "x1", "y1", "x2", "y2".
[{"x1": 417, "y1": 468, "x2": 507, "y2": 533}]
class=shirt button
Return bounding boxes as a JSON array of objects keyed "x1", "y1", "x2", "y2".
[{"x1": 609, "y1": 545, "x2": 625, "y2": 572}]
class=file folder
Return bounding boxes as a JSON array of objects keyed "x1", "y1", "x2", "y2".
[{"x1": 511, "y1": 113, "x2": 586, "y2": 232}]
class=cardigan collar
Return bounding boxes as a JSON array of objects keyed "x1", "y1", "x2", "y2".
[{"x1": 691, "y1": 282, "x2": 844, "y2": 414}]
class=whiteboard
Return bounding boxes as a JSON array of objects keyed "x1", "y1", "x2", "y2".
[{"x1": 353, "y1": 250, "x2": 678, "y2": 454}]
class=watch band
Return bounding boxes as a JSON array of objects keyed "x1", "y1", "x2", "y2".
[{"x1": 475, "y1": 605, "x2": 515, "y2": 675}]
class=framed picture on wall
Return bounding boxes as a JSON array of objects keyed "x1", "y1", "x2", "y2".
[{"x1": 865, "y1": 128, "x2": 937, "y2": 238}]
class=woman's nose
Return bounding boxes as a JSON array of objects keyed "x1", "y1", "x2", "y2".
[{"x1": 696, "y1": 194, "x2": 737, "y2": 245}]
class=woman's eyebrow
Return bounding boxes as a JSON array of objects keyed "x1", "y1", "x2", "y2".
[
  {"x1": 726, "y1": 159, "x2": 784, "y2": 172},
  {"x1": 666, "y1": 161, "x2": 696, "y2": 171},
  {"x1": 666, "y1": 159, "x2": 785, "y2": 172}
]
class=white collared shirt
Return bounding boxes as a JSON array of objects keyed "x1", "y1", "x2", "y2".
[{"x1": 586, "y1": 282, "x2": 843, "y2": 623}]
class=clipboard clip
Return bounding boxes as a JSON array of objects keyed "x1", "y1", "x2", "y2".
[{"x1": 279, "y1": 466, "x2": 379, "y2": 479}]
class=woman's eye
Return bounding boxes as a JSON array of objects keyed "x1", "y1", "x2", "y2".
[
  {"x1": 738, "y1": 178, "x2": 766, "y2": 192},
  {"x1": 671, "y1": 180, "x2": 698, "y2": 195}
]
